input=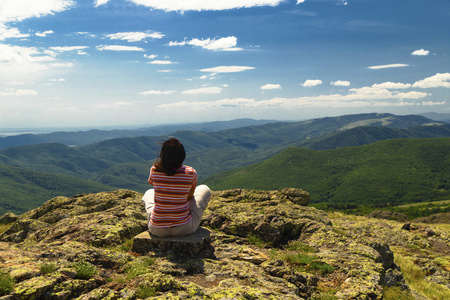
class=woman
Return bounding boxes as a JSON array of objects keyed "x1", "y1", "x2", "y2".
[{"x1": 142, "y1": 138, "x2": 211, "y2": 237}]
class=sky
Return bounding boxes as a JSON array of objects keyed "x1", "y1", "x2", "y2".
[{"x1": 0, "y1": 0, "x2": 449, "y2": 129}]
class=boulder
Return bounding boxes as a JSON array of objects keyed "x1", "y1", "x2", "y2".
[
  {"x1": 0, "y1": 212, "x2": 18, "y2": 224},
  {"x1": 132, "y1": 227, "x2": 215, "y2": 258}
]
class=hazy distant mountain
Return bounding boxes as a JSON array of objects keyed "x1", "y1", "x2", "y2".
[
  {"x1": 0, "y1": 118, "x2": 278, "y2": 150},
  {"x1": 420, "y1": 112, "x2": 450, "y2": 123}
]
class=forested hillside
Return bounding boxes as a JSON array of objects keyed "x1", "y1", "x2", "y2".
[
  {"x1": 203, "y1": 138, "x2": 450, "y2": 213},
  {"x1": 0, "y1": 113, "x2": 449, "y2": 216},
  {"x1": 0, "y1": 165, "x2": 114, "y2": 215}
]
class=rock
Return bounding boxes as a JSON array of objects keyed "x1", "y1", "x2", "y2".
[
  {"x1": 203, "y1": 189, "x2": 329, "y2": 246},
  {"x1": 0, "y1": 213, "x2": 18, "y2": 225},
  {"x1": 401, "y1": 222, "x2": 411, "y2": 230},
  {"x1": 131, "y1": 227, "x2": 215, "y2": 258},
  {"x1": 367, "y1": 210, "x2": 408, "y2": 222}
]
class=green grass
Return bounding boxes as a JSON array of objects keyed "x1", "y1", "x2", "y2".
[
  {"x1": 393, "y1": 250, "x2": 450, "y2": 300},
  {"x1": 0, "y1": 271, "x2": 14, "y2": 296},
  {"x1": 72, "y1": 261, "x2": 98, "y2": 280},
  {"x1": 40, "y1": 262, "x2": 58, "y2": 275},
  {"x1": 124, "y1": 257, "x2": 156, "y2": 280},
  {"x1": 246, "y1": 233, "x2": 267, "y2": 248},
  {"x1": 382, "y1": 286, "x2": 415, "y2": 300}
]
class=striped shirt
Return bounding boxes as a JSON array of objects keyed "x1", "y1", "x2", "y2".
[{"x1": 148, "y1": 165, "x2": 197, "y2": 228}]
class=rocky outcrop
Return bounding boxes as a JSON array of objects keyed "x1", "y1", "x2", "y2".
[
  {"x1": 132, "y1": 227, "x2": 215, "y2": 258},
  {"x1": 0, "y1": 188, "x2": 448, "y2": 299}
]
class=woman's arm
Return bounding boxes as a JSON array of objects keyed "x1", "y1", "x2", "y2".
[{"x1": 187, "y1": 184, "x2": 196, "y2": 200}]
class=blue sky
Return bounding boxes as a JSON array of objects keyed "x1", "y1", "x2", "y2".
[{"x1": 0, "y1": 0, "x2": 449, "y2": 128}]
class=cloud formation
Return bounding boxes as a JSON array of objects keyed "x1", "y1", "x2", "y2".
[
  {"x1": 139, "y1": 90, "x2": 174, "y2": 95},
  {"x1": 0, "y1": 0, "x2": 74, "y2": 22},
  {"x1": 118, "y1": 0, "x2": 285, "y2": 12},
  {"x1": 96, "y1": 45, "x2": 145, "y2": 51},
  {"x1": 168, "y1": 36, "x2": 242, "y2": 51},
  {"x1": 372, "y1": 82, "x2": 411, "y2": 89},
  {"x1": 106, "y1": 31, "x2": 164, "y2": 42},
  {"x1": 0, "y1": 24, "x2": 30, "y2": 40},
  {"x1": 149, "y1": 60, "x2": 175, "y2": 65},
  {"x1": 200, "y1": 66, "x2": 255, "y2": 73},
  {"x1": 182, "y1": 86, "x2": 223, "y2": 94},
  {"x1": 412, "y1": 73, "x2": 450, "y2": 88},
  {"x1": 368, "y1": 64, "x2": 409, "y2": 70},
  {"x1": 302, "y1": 79, "x2": 322, "y2": 87},
  {"x1": 331, "y1": 80, "x2": 350, "y2": 87},
  {"x1": 260, "y1": 84, "x2": 282, "y2": 90},
  {"x1": 412, "y1": 49, "x2": 430, "y2": 56}
]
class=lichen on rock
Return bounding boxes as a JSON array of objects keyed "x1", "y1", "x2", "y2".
[{"x1": 0, "y1": 188, "x2": 448, "y2": 299}]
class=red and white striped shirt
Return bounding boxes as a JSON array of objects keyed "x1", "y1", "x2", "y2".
[{"x1": 148, "y1": 165, "x2": 197, "y2": 228}]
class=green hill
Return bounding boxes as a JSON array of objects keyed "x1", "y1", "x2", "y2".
[
  {"x1": 1, "y1": 113, "x2": 448, "y2": 214},
  {"x1": 203, "y1": 138, "x2": 450, "y2": 212},
  {"x1": 0, "y1": 165, "x2": 115, "y2": 215}
]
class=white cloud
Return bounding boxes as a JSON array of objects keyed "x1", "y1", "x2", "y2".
[
  {"x1": 95, "y1": 0, "x2": 110, "y2": 7},
  {"x1": 168, "y1": 36, "x2": 242, "y2": 51},
  {"x1": 158, "y1": 90, "x2": 439, "y2": 111},
  {"x1": 260, "y1": 84, "x2": 281, "y2": 90},
  {"x1": 96, "y1": 45, "x2": 145, "y2": 51},
  {"x1": 200, "y1": 66, "x2": 255, "y2": 73},
  {"x1": 412, "y1": 49, "x2": 430, "y2": 56},
  {"x1": 149, "y1": 60, "x2": 175, "y2": 65},
  {"x1": 412, "y1": 73, "x2": 450, "y2": 88},
  {"x1": 302, "y1": 79, "x2": 322, "y2": 87},
  {"x1": 182, "y1": 86, "x2": 223, "y2": 94},
  {"x1": 0, "y1": 24, "x2": 30, "y2": 40},
  {"x1": 297, "y1": 0, "x2": 306, "y2": 3},
  {"x1": 0, "y1": 88, "x2": 37, "y2": 96},
  {"x1": 0, "y1": 44, "x2": 54, "y2": 64},
  {"x1": 125, "y1": 0, "x2": 284, "y2": 12},
  {"x1": 50, "y1": 78, "x2": 65, "y2": 82},
  {"x1": 372, "y1": 82, "x2": 411, "y2": 89},
  {"x1": 331, "y1": 80, "x2": 350, "y2": 87},
  {"x1": 36, "y1": 30, "x2": 54, "y2": 37},
  {"x1": 144, "y1": 54, "x2": 158, "y2": 59},
  {"x1": 106, "y1": 31, "x2": 164, "y2": 42},
  {"x1": 139, "y1": 90, "x2": 174, "y2": 95},
  {"x1": 0, "y1": 0, "x2": 74, "y2": 22},
  {"x1": 49, "y1": 46, "x2": 89, "y2": 54},
  {"x1": 51, "y1": 62, "x2": 74, "y2": 68},
  {"x1": 367, "y1": 64, "x2": 409, "y2": 70}
]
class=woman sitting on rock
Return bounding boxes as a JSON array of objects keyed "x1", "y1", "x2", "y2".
[{"x1": 142, "y1": 138, "x2": 211, "y2": 237}]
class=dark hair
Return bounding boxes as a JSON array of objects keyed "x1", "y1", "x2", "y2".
[{"x1": 153, "y1": 138, "x2": 186, "y2": 176}]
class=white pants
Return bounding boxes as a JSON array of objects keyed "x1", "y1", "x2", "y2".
[{"x1": 141, "y1": 185, "x2": 211, "y2": 237}]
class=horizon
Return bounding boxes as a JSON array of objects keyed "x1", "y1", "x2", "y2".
[
  {"x1": 1, "y1": 0, "x2": 449, "y2": 128},
  {"x1": 0, "y1": 111, "x2": 448, "y2": 137}
]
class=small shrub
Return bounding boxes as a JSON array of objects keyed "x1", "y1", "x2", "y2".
[
  {"x1": 72, "y1": 261, "x2": 97, "y2": 280},
  {"x1": 307, "y1": 261, "x2": 335, "y2": 275},
  {"x1": 0, "y1": 271, "x2": 14, "y2": 296},
  {"x1": 284, "y1": 253, "x2": 317, "y2": 265},
  {"x1": 247, "y1": 233, "x2": 266, "y2": 248},
  {"x1": 285, "y1": 241, "x2": 317, "y2": 253},
  {"x1": 40, "y1": 262, "x2": 57, "y2": 275},
  {"x1": 125, "y1": 257, "x2": 156, "y2": 280},
  {"x1": 136, "y1": 286, "x2": 156, "y2": 298}
]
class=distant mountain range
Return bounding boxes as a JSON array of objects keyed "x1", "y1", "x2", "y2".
[
  {"x1": 1, "y1": 112, "x2": 449, "y2": 216},
  {"x1": 0, "y1": 118, "x2": 277, "y2": 150}
]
